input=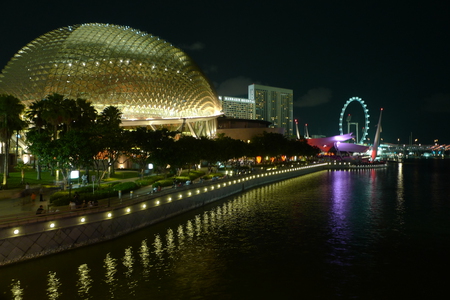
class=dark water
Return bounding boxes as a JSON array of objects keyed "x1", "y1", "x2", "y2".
[{"x1": 1, "y1": 159, "x2": 450, "y2": 299}]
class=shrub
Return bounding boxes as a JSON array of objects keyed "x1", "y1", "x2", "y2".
[
  {"x1": 113, "y1": 181, "x2": 138, "y2": 193},
  {"x1": 173, "y1": 176, "x2": 190, "y2": 183},
  {"x1": 157, "y1": 179, "x2": 174, "y2": 187},
  {"x1": 51, "y1": 194, "x2": 73, "y2": 206},
  {"x1": 135, "y1": 175, "x2": 165, "y2": 187},
  {"x1": 203, "y1": 173, "x2": 223, "y2": 180}
]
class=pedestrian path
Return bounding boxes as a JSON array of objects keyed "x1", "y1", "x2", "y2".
[
  {"x1": 0, "y1": 167, "x2": 227, "y2": 220},
  {"x1": 0, "y1": 187, "x2": 51, "y2": 217}
]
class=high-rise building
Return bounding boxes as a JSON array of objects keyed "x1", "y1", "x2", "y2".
[
  {"x1": 248, "y1": 84, "x2": 293, "y2": 137},
  {"x1": 218, "y1": 96, "x2": 255, "y2": 119}
]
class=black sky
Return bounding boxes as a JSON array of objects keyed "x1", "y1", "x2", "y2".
[{"x1": 1, "y1": 0, "x2": 449, "y2": 144}]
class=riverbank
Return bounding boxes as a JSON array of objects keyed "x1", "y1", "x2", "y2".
[
  {"x1": 0, "y1": 163, "x2": 334, "y2": 266},
  {"x1": 1, "y1": 161, "x2": 384, "y2": 267}
]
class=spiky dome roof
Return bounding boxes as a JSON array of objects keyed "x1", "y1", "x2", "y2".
[{"x1": 0, "y1": 23, "x2": 221, "y2": 120}]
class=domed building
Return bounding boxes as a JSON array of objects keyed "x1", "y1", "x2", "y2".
[{"x1": 0, "y1": 23, "x2": 222, "y2": 137}]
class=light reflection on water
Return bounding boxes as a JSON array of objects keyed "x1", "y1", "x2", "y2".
[
  {"x1": 2, "y1": 161, "x2": 450, "y2": 299},
  {"x1": 46, "y1": 272, "x2": 61, "y2": 300}
]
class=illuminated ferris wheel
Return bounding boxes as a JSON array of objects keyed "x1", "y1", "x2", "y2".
[{"x1": 339, "y1": 97, "x2": 370, "y2": 144}]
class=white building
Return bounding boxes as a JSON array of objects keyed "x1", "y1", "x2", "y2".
[
  {"x1": 248, "y1": 84, "x2": 293, "y2": 137},
  {"x1": 218, "y1": 96, "x2": 256, "y2": 119}
]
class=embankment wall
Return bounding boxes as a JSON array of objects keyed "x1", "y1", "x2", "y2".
[{"x1": 0, "y1": 164, "x2": 333, "y2": 266}]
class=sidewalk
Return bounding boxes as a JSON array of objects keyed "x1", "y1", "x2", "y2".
[
  {"x1": 0, "y1": 187, "x2": 52, "y2": 217},
  {"x1": 0, "y1": 168, "x2": 221, "y2": 219}
]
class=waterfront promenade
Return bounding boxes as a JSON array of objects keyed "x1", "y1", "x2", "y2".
[{"x1": 0, "y1": 161, "x2": 380, "y2": 266}]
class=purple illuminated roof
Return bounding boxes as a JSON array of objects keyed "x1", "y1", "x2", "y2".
[{"x1": 306, "y1": 133, "x2": 369, "y2": 153}]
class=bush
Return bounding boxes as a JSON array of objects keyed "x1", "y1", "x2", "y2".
[
  {"x1": 50, "y1": 194, "x2": 73, "y2": 206},
  {"x1": 135, "y1": 175, "x2": 165, "y2": 187},
  {"x1": 203, "y1": 173, "x2": 223, "y2": 180},
  {"x1": 179, "y1": 170, "x2": 205, "y2": 180},
  {"x1": 173, "y1": 176, "x2": 190, "y2": 183},
  {"x1": 157, "y1": 179, "x2": 175, "y2": 187},
  {"x1": 113, "y1": 181, "x2": 138, "y2": 193}
]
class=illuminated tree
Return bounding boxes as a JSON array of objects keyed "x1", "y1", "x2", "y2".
[{"x1": 0, "y1": 94, "x2": 27, "y2": 187}]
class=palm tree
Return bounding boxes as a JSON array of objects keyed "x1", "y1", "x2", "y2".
[
  {"x1": 26, "y1": 99, "x2": 47, "y2": 180},
  {"x1": 0, "y1": 94, "x2": 27, "y2": 187},
  {"x1": 97, "y1": 106, "x2": 123, "y2": 177}
]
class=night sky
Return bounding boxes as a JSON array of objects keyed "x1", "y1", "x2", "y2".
[{"x1": 1, "y1": 0, "x2": 449, "y2": 144}]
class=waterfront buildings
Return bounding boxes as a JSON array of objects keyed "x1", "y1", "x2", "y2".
[{"x1": 248, "y1": 84, "x2": 294, "y2": 137}]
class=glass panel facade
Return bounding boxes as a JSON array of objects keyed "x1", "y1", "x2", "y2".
[{"x1": 0, "y1": 23, "x2": 221, "y2": 120}]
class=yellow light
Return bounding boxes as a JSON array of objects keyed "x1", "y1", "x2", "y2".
[
  {"x1": 196, "y1": 189, "x2": 200, "y2": 194},
  {"x1": 81, "y1": 218, "x2": 86, "y2": 223},
  {"x1": 156, "y1": 201, "x2": 160, "y2": 205},
  {"x1": 168, "y1": 197, "x2": 172, "y2": 201},
  {"x1": 126, "y1": 208, "x2": 131, "y2": 213},
  {"x1": 49, "y1": 223, "x2": 55, "y2": 228},
  {"x1": 13, "y1": 229, "x2": 19, "y2": 235},
  {"x1": 107, "y1": 213, "x2": 112, "y2": 218},
  {"x1": 142, "y1": 204, "x2": 147, "y2": 208}
]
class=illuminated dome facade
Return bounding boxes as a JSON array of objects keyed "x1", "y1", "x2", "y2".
[{"x1": 0, "y1": 23, "x2": 221, "y2": 136}]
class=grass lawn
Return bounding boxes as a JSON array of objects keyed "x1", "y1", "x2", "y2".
[{"x1": 1, "y1": 170, "x2": 141, "y2": 190}]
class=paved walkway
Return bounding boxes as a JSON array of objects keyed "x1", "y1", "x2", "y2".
[{"x1": 0, "y1": 169, "x2": 225, "y2": 219}]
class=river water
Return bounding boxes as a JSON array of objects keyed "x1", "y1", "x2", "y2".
[{"x1": 1, "y1": 159, "x2": 449, "y2": 299}]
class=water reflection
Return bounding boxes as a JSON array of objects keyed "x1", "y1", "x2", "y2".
[
  {"x1": 139, "y1": 240, "x2": 151, "y2": 279},
  {"x1": 77, "y1": 264, "x2": 93, "y2": 299},
  {"x1": 396, "y1": 163, "x2": 405, "y2": 226},
  {"x1": 10, "y1": 279, "x2": 23, "y2": 300},
  {"x1": 329, "y1": 170, "x2": 353, "y2": 266},
  {"x1": 103, "y1": 253, "x2": 118, "y2": 298},
  {"x1": 122, "y1": 247, "x2": 137, "y2": 294},
  {"x1": 3, "y1": 164, "x2": 447, "y2": 299},
  {"x1": 46, "y1": 272, "x2": 61, "y2": 300}
]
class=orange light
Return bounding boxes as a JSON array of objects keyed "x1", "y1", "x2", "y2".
[{"x1": 256, "y1": 156, "x2": 262, "y2": 164}]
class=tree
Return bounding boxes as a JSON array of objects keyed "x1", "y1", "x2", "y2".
[
  {"x1": 0, "y1": 94, "x2": 27, "y2": 187},
  {"x1": 96, "y1": 106, "x2": 124, "y2": 178},
  {"x1": 26, "y1": 94, "x2": 99, "y2": 186},
  {"x1": 15, "y1": 161, "x2": 31, "y2": 185}
]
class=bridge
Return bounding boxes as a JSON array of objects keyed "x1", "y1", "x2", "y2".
[{"x1": 377, "y1": 143, "x2": 450, "y2": 160}]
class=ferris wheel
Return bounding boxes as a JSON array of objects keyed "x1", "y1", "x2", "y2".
[{"x1": 339, "y1": 97, "x2": 370, "y2": 144}]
